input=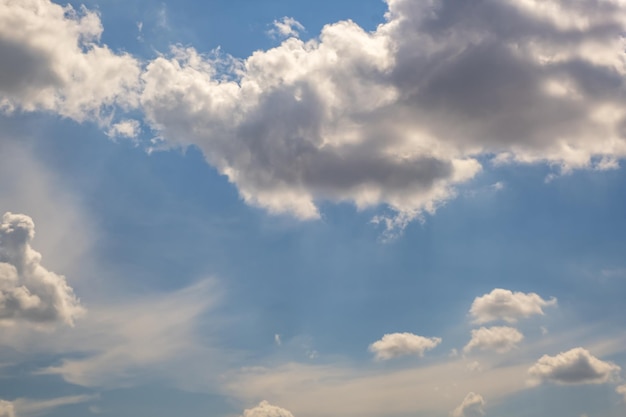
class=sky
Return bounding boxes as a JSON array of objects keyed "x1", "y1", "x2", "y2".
[{"x1": 0, "y1": 0, "x2": 626, "y2": 416}]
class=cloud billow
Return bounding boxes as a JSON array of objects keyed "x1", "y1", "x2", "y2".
[
  {"x1": 528, "y1": 347, "x2": 621, "y2": 386},
  {"x1": 0, "y1": 212, "x2": 83, "y2": 327}
]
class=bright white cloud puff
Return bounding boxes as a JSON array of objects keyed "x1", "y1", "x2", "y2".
[
  {"x1": 617, "y1": 384, "x2": 626, "y2": 401},
  {"x1": 242, "y1": 401, "x2": 295, "y2": 417},
  {"x1": 0, "y1": 212, "x2": 83, "y2": 326},
  {"x1": 451, "y1": 392, "x2": 486, "y2": 417},
  {"x1": 469, "y1": 288, "x2": 557, "y2": 324},
  {"x1": 528, "y1": 347, "x2": 621, "y2": 386},
  {"x1": 0, "y1": 0, "x2": 141, "y2": 122},
  {"x1": 369, "y1": 332, "x2": 441, "y2": 360},
  {"x1": 464, "y1": 326, "x2": 524, "y2": 354}
]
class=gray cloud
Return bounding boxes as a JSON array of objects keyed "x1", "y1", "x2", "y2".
[
  {"x1": 139, "y1": 0, "x2": 626, "y2": 233},
  {"x1": 2, "y1": 0, "x2": 626, "y2": 234},
  {"x1": 528, "y1": 347, "x2": 621, "y2": 386},
  {"x1": 0, "y1": 212, "x2": 83, "y2": 326}
]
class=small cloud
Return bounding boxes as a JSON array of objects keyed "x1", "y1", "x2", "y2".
[
  {"x1": 268, "y1": 17, "x2": 305, "y2": 39},
  {"x1": 449, "y1": 348, "x2": 459, "y2": 357},
  {"x1": 616, "y1": 384, "x2": 626, "y2": 401},
  {"x1": 541, "y1": 326, "x2": 549, "y2": 336},
  {"x1": 490, "y1": 181, "x2": 505, "y2": 191},
  {"x1": 369, "y1": 332, "x2": 441, "y2": 361},
  {"x1": 451, "y1": 392, "x2": 485, "y2": 417},
  {"x1": 274, "y1": 334, "x2": 282, "y2": 346},
  {"x1": 106, "y1": 119, "x2": 141, "y2": 140},
  {"x1": 0, "y1": 212, "x2": 84, "y2": 327},
  {"x1": 463, "y1": 326, "x2": 524, "y2": 354},
  {"x1": 242, "y1": 401, "x2": 294, "y2": 417},
  {"x1": 528, "y1": 347, "x2": 621, "y2": 386},
  {"x1": 469, "y1": 288, "x2": 557, "y2": 324}
]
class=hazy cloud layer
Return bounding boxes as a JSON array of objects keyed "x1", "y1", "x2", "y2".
[
  {"x1": 0, "y1": 0, "x2": 140, "y2": 122},
  {"x1": 242, "y1": 401, "x2": 295, "y2": 417},
  {"x1": 528, "y1": 347, "x2": 621, "y2": 386},
  {"x1": 464, "y1": 326, "x2": 524, "y2": 354},
  {"x1": 470, "y1": 288, "x2": 557, "y2": 324},
  {"x1": 451, "y1": 392, "x2": 485, "y2": 417},
  {"x1": 369, "y1": 332, "x2": 442, "y2": 360},
  {"x1": 0, "y1": 212, "x2": 83, "y2": 326}
]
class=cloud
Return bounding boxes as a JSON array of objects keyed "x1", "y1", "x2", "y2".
[
  {"x1": 13, "y1": 395, "x2": 96, "y2": 417},
  {"x1": 106, "y1": 119, "x2": 141, "y2": 139},
  {"x1": 469, "y1": 288, "x2": 557, "y2": 324},
  {"x1": 0, "y1": 0, "x2": 140, "y2": 122},
  {"x1": 242, "y1": 401, "x2": 295, "y2": 417},
  {"x1": 35, "y1": 279, "x2": 221, "y2": 388},
  {"x1": 269, "y1": 17, "x2": 305, "y2": 39},
  {"x1": 0, "y1": 212, "x2": 83, "y2": 327},
  {"x1": 451, "y1": 392, "x2": 485, "y2": 417},
  {"x1": 617, "y1": 384, "x2": 626, "y2": 401},
  {"x1": 137, "y1": 0, "x2": 626, "y2": 234},
  {"x1": 0, "y1": 401, "x2": 14, "y2": 417},
  {"x1": 369, "y1": 332, "x2": 441, "y2": 360},
  {"x1": 527, "y1": 347, "x2": 621, "y2": 386},
  {"x1": 464, "y1": 326, "x2": 524, "y2": 354}
]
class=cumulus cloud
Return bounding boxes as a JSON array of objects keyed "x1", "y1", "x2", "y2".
[
  {"x1": 242, "y1": 401, "x2": 295, "y2": 417},
  {"x1": 136, "y1": 0, "x2": 626, "y2": 234},
  {"x1": 528, "y1": 347, "x2": 621, "y2": 386},
  {"x1": 451, "y1": 392, "x2": 485, "y2": 417},
  {"x1": 617, "y1": 384, "x2": 626, "y2": 401},
  {"x1": 464, "y1": 326, "x2": 524, "y2": 354},
  {"x1": 0, "y1": 0, "x2": 140, "y2": 122},
  {"x1": 369, "y1": 332, "x2": 441, "y2": 360},
  {"x1": 469, "y1": 288, "x2": 557, "y2": 324},
  {"x1": 106, "y1": 119, "x2": 141, "y2": 139},
  {"x1": 269, "y1": 17, "x2": 305, "y2": 39},
  {"x1": 0, "y1": 212, "x2": 83, "y2": 327}
]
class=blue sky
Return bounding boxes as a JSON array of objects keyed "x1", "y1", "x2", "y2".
[{"x1": 1, "y1": 1, "x2": 626, "y2": 416}]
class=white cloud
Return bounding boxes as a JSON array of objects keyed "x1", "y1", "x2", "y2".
[
  {"x1": 106, "y1": 119, "x2": 141, "y2": 139},
  {"x1": 470, "y1": 288, "x2": 557, "y2": 324},
  {"x1": 615, "y1": 384, "x2": 626, "y2": 401},
  {"x1": 464, "y1": 326, "x2": 524, "y2": 354},
  {"x1": 137, "y1": 0, "x2": 626, "y2": 234},
  {"x1": 528, "y1": 347, "x2": 621, "y2": 386},
  {"x1": 451, "y1": 392, "x2": 486, "y2": 417},
  {"x1": 269, "y1": 17, "x2": 305, "y2": 39},
  {"x1": 0, "y1": 212, "x2": 83, "y2": 327},
  {"x1": 242, "y1": 401, "x2": 295, "y2": 417},
  {"x1": 0, "y1": 0, "x2": 140, "y2": 122},
  {"x1": 369, "y1": 332, "x2": 441, "y2": 360},
  {"x1": 275, "y1": 334, "x2": 282, "y2": 346}
]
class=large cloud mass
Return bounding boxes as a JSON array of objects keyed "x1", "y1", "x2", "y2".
[
  {"x1": 0, "y1": 0, "x2": 140, "y2": 122},
  {"x1": 469, "y1": 288, "x2": 557, "y2": 324},
  {"x1": 527, "y1": 347, "x2": 621, "y2": 386},
  {"x1": 2, "y1": 0, "x2": 626, "y2": 232},
  {"x1": 140, "y1": 0, "x2": 626, "y2": 232},
  {"x1": 0, "y1": 212, "x2": 83, "y2": 326},
  {"x1": 369, "y1": 332, "x2": 442, "y2": 360}
]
